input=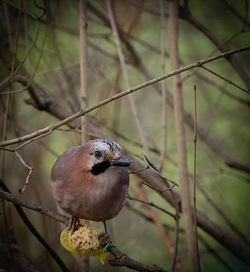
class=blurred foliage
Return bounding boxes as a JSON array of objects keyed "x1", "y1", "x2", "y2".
[{"x1": 0, "y1": 0, "x2": 250, "y2": 271}]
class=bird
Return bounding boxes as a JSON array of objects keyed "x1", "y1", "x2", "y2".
[{"x1": 51, "y1": 139, "x2": 131, "y2": 237}]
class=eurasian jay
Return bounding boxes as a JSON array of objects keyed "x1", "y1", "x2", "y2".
[{"x1": 51, "y1": 139, "x2": 130, "y2": 234}]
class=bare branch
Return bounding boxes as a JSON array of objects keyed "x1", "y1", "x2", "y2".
[
  {"x1": 142, "y1": 155, "x2": 178, "y2": 186},
  {"x1": 194, "y1": 71, "x2": 250, "y2": 106},
  {"x1": 0, "y1": 187, "x2": 168, "y2": 272},
  {"x1": 125, "y1": 0, "x2": 250, "y2": 90},
  {"x1": 141, "y1": 180, "x2": 177, "y2": 193},
  {"x1": 192, "y1": 85, "x2": 200, "y2": 263},
  {"x1": 132, "y1": 177, "x2": 184, "y2": 272},
  {"x1": 169, "y1": 2, "x2": 199, "y2": 270},
  {"x1": 128, "y1": 195, "x2": 177, "y2": 220},
  {"x1": 107, "y1": 0, "x2": 149, "y2": 156},
  {"x1": 108, "y1": 246, "x2": 167, "y2": 271},
  {"x1": 23, "y1": 90, "x2": 250, "y2": 265},
  {"x1": 79, "y1": 0, "x2": 88, "y2": 143},
  {"x1": 0, "y1": 180, "x2": 69, "y2": 272},
  {"x1": 127, "y1": 203, "x2": 236, "y2": 272},
  {"x1": 1, "y1": 46, "x2": 249, "y2": 148},
  {"x1": 15, "y1": 151, "x2": 33, "y2": 194},
  {"x1": 201, "y1": 65, "x2": 249, "y2": 94},
  {"x1": 159, "y1": 0, "x2": 168, "y2": 171}
]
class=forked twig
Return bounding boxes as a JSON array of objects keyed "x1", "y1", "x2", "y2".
[
  {"x1": 1, "y1": 130, "x2": 52, "y2": 193},
  {"x1": 128, "y1": 195, "x2": 177, "y2": 220},
  {"x1": 142, "y1": 155, "x2": 179, "y2": 187},
  {"x1": 15, "y1": 151, "x2": 33, "y2": 194}
]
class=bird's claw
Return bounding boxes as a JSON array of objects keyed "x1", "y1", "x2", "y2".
[
  {"x1": 69, "y1": 216, "x2": 80, "y2": 234},
  {"x1": 98, "y1": 232, "x2": 111, "y2": 248}
]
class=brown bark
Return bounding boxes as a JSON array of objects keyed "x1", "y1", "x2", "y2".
[
  {"x1": 168, "y1": 1, "x2": 200, "y2": 271},
  {"x1": 134, "y1": 177, "x2": 184, "y2": 272},
  {"x1": 22, "y1": 84, "x2": 250, "y2": 266},
  {"x1": 79, "y1": 0, "x2": 88, "y2": 144},
  {"x1": 107, "y1": 0, "x2": 149, "y2": 156},
  {"x1": 76, "y1": 1, "x2": 90, "y2": 270}
]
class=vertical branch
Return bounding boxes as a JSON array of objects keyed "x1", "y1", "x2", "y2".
[
  {"x1": 1, "y1": 1, "x2": 22, "y2": 178},
  {"x1": 2, "y1": 1, "x2": 13, "y2": 50},
  {"x1": 171, "y1": 204, "x2": 180, "y2": 272},
  {"x1": 107, "y1": 0, "x2": 149, "y2": 156},
  {"x1": 79, "y1": 1, "x2": 89, "y2": 271},
  {"x1": 79, "y1": 0, "x2": 88, "y2": 144},
  {"x1": 23, "y1": 0, "x2": 30, "y2": 72},
  {"x1": 159, "y1": 0, "x2": 167, "y2": 172},
  {"x1": 168, "y1": 1, "x2": 200, "y2": 271},
  {"x1": 193, "y1": 85, "x2": 200, "y2": 263},
  {"x1": 133, "y1": 177, "x2": 184, "y2": 272}
]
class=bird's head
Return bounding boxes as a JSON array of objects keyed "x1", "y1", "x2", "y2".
[
  {"x1": 51, "y1": 139, "x2": 131, "y2": 183},
  {"x1": 84, "y1": 139, "x2": 131, "y2": 175}
]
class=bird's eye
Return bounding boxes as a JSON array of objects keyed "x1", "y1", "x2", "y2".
[{"x1": 94, "y1": 150, "x2": 102, "y2": 159}]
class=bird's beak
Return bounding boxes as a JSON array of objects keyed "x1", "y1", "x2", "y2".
[{"x1": 109, "y1": 155, "x2": 131, "y2": 167}]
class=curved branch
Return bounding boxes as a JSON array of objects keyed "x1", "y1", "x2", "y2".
[
  {"x1": 0, "y1": 187, "x2": 168, "y2": 272},
  {"x1": 0, "y1": 180, "x2": 69, "y2": 272},
  {"x1": 125, "y1": 0, "x2": 250, "y2": 91},
  {"x1": 178, "y1": 5, "x2": 250, "y2": 91},
  {"x1": 4, "y1": 70, "x2": 250, "y2": 265},
  {"x1": 108, "y1": 247, "x2": 167, "y2": 272}
]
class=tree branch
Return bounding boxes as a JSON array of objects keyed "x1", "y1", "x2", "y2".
[
  {"x1": 0, "y1": 46, "x2": 249, "y2": 148},
  {"x1": 9, "y1": 72, "x2": 250, "y2": 265},
  {"x1": 107, "y1": 0, "x2": 149, "y2": 156},
  {"x1": 0, "y1": 180, "x2": 69, "y2": 272},
  {"x1": 79, "y1": 0, "x2": 88, "y2": 144},
  {"x1": 0, "y1": 186, "x2": 168, "y2": 272},
  {"x1": 169, "y1": 1, "x2": 200, "y2": 270}
]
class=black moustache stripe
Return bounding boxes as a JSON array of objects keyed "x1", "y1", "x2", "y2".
[{"x1": 91, "y1": 161, "x2": 111, "y2": 175}]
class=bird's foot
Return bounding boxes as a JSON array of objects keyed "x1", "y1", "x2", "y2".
[
  {"x1": 69, "y1": 216, "x2": 80, "y2": 234},
  {"x1": 98, "y1": 232, "x2": 112, "y2": 248}
]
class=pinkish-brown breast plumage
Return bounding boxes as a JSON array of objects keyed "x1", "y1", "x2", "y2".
[{"x1": 51, "y1": 139, "x2": 130, "y2": 221}]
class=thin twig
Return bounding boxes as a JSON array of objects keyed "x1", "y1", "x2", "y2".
[
  {"x1": 0, "y1": 130, "x2": 52, "y2": 193},
  {"x1": 197, "y1": 181, "x2": 250, "y2": 246},
  {"x1": 193, "y1": 85, "x2": 200, "y2": 264},
  {"x1": 1, "y1": 46, "x2": 249, "y2": 148},
  {"x1": 0, "y1": 184, "x2": 167, "y2": 272},
  {"x1": 133, "y1": 176, "x2": 184, "y2": 272},
  {"x1": 195, "y1": 71, "x2": 250, "y2": 106},
  {"x1": 128, "y1": 166, "x2": 149, "y2": 174},
  {"x1": 0, "y1": 180, "x2": 69, "y2": 272},
  {"x1": 21, "y1": 87, "x2": 250, "y2": 265},
  {"x1": 142, "y1": 155, "x2": 178, "y2": 186},
  {"x1": 107, "y1": 0, "x2": 149, "y2": 156},
  {"x1": 141, "y1": 181, "x2": 177, "y2": 193},
  {"x1": 15, "y1": 151, "x2": 33, "y2": 194},
  {"x1": 171, "y1": 204, "x2": 180, "y2": 272},
  {"x1": 128, "y1": 195, "x2": 176, "y2": 220},
  {"x1": 159, "y1": 0, "x2": 167, "y2": 172},
  {"x1": 126, "y1": 202, "x2": 236, "y2": 272},
  {"x1": 79, "y1": 0, "x2": 88, "y2": 144},
  {"x1": 4, "y1": 20, "x2": 40, "y2": 85},
  {"x1": 3, "y1": 1, "x2": 13, "y2": 50},
  {"x1": 201, "y1": 65, "x2": 249, "y2": 94}
]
